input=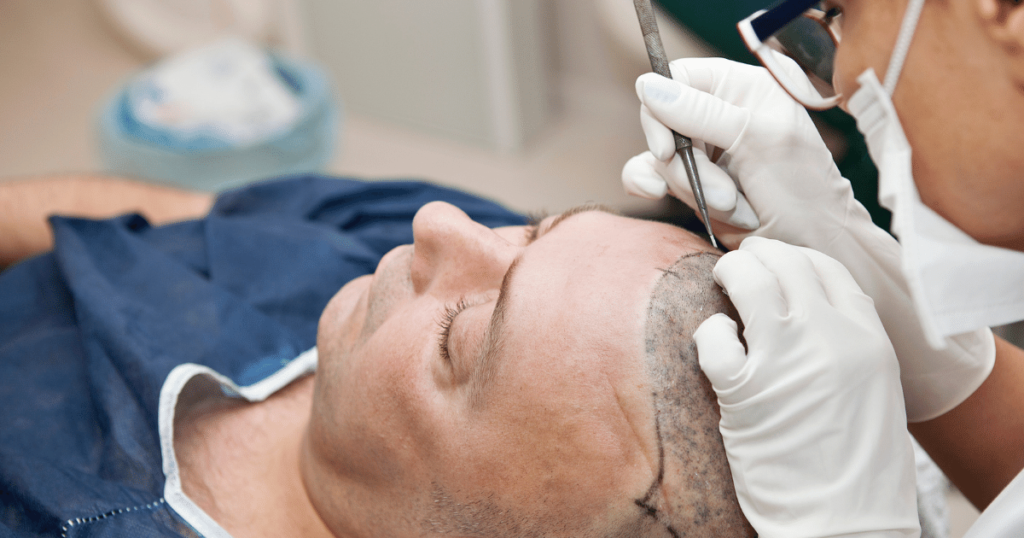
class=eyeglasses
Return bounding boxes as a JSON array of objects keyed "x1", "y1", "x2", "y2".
[{"x1": 738, "y1": 0, "x2": 842, "y2": 110}]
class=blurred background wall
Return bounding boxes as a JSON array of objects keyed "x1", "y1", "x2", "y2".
[
  {"x1": 303, "y1": 0, "x2": 552, "y2": 152},
  {"x1": 0, "y1": 0, "x2": 708, "y2": 216}
]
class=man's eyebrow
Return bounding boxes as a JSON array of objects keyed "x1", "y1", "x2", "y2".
[
  {"x1": 526, "y1": 203, "x2": 619, "y2": 244},
  {"x1": 473, "y1": 203, "x2": 618, "y2": 401},
  {"x1": 502, "y1": 203, "x2": 615, "y2": 330}
]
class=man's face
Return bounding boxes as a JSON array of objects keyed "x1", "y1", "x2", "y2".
[
  {"x1": 303, "y1": 202, "x2": 716, "y2": 537},
  {"x1": 830, "y1": 0, "x2": 1024, "y2": 249}
]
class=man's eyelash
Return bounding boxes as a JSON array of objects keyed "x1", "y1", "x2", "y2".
[
  {"x1": 523, "y1": 224, "x2": 540, "y2": 243},
  {"x1": 437, "y1": 299, "x2": 470, "y2": 364},
  {"x1": 526, "y1": 211, "x2": 548, "y2": 227},
  {"x1": 523, "y1": 211, "x2": 547, "y2": 244}
]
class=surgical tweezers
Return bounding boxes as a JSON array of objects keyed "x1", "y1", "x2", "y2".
[{"x1": 632, "y1": 0, "x2": 718, "y2": 248}]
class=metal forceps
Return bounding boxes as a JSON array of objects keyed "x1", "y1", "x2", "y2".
[{"x1": 632, "y1": 0, "x2": 718, "y2": 248}]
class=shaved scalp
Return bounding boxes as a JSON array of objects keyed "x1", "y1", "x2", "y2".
[{"x1": 634, "y1": 251, "x2": 754, "y2": 537}]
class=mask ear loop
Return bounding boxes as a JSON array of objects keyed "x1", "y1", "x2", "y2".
[{"x1": 883, "y1": 0, "x2": 927, "y2": 95}]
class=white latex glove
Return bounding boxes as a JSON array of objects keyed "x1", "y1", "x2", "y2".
[
  {"x1": 695, "y1": 237, "x2": 919, "y2": 538},
  {"x1": 623, "y1": 57, "x2": 994, "y2": 422}
]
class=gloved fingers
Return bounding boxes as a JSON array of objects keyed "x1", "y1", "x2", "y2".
[
  {"x1": 640, "y1": 106, "x2": 725, "y2": 165},
  {"x1": 692, "y1": 150, "x2": 761, "y2": 230},
  {"x1": 640, "y1": 104, "x2": 676, "y2": 162},
  {"x1": 622, "y1": 152, "x2": 669, "y2": 199},
  {"x1": 799, "y1": 246, "x2": 879, "y2": 323},
  {"x1": 712, "y1": 250, "x2": 787, "y2": 341},
  {"x1": 636, "y1": 73, "x2": 750, "y2": 154},
  {"x1": 773, "y1": 54, "x2": 820, "y2": 97},
  {"x1": 623, "y1": 150, "x2": 761, "y2": 230},
  {"x1": 660, "y1": 152, "x2": 762, "y2": 230},
  {"x1": 728, "y1": 192, "x2": 760, "y2": 231},
  {"x1": 667, "y1": 56, "x2": 762, "y2": 95},
  {"x1": 694, "y1": 313, "x2": 747, "y2": 391},
  {"x1": 669, "y1": 56, "x2": 804, "y2": 113},
  {"x1": 739, "y1": 237, "x2": 830, "y2": 315},
  {"x1": 714, "y1": 228, "x2": 752, "y2": 252},
  {"x1": 663, "y1": 150, "x2": 738, "y2": 213}
]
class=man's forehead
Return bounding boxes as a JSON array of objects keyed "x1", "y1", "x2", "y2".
[
  {"x1": 502, "y1": 208, "x2": 709, "y2": 318},
  {"x1": 532, "y1": 207, "x2": 714, "y2": 264},
  {"x1": 506, "y1": 209, "x2": 717, "y2": 342},
  {"x1": 475, "y1": 210, "x2": 710, "y2": 378}
]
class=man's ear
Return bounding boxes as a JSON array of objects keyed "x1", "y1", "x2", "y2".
[{"x1": 977, "y1": 0, "x2": 1024, "y2": 53}]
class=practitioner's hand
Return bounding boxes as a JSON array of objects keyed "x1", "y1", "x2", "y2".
[
  {"x1": 694, "y1": 237, "x2": 919, "y2": 538},
  {"x1": 623, "y1": 57, "x2": 995, "y2": 423},
  {"x1": 621, "y1": 57, "x2": 856, "y2": 250}
]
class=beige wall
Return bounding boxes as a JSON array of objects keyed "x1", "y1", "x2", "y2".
[
  {"x1": 303, "y1": 0, "x2": 553, "y2": 152},
  {"x1": 0, "y1": 0, "x2": 702, "y2": 215},
  {"x1": 0, "y1": 1, "x2": 143, "y2": 177}
]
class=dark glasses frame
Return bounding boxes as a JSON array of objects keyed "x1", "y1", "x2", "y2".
[{"x1": 738, "y1": 0, "x2": 843, "y2": 110}]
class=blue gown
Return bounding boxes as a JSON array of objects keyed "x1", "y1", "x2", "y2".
[{"x1": 0, "y1": 176, "x2": 525, "y2": 538}]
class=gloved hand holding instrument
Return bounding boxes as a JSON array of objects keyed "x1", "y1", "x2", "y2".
[
  {"x1": 622, "y1": 56, "x2": 994, "y2": 424},
  {"x1": 623, "y1": 0, "x2": 1024, "y2": 535}
]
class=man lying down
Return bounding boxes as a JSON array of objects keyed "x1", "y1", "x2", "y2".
[
  {"x1": 294, "y1": 208, "x2": 750, "y2": 536},
  {"x1": 0, "y1": 174, "x2": 753, "y2": 537}
]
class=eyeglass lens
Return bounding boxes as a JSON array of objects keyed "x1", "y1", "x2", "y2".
[
  {"x1": 774, "y1": 16, "x2": 835, "y2": 84},
  {"x1": 765, "y1": 8, "x2": 839, "y2": 98}
]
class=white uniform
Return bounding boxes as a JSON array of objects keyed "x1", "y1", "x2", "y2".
[{"x1": 966, "y1": 471, "x2": 1024, "y2": 537}]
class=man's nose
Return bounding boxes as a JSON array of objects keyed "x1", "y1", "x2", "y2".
[{"x1": 410, "y1": 202, "x2": 519, "y2": 294}]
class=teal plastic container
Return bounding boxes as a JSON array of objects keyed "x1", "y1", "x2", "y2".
[{"x1": 98, "y1": 53, "x2": 339, "y2": 191}]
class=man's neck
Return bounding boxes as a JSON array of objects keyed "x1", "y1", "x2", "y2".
[{"x1": 174, "y1": 375, "x2": 336, "y2": 538}]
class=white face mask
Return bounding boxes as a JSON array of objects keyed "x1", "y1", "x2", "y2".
[{"x1": 847, "y1": 0, "x2": 1024, "y2": 348}]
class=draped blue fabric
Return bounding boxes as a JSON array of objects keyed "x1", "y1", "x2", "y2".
[{"x1": 0, "y1": 176, "x2": 525, "y2": 537}]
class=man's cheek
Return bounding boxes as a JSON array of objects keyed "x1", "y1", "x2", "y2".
[
  {"x1": 317, "y1": 276, "x2": 371, "y2": 352},
  {"x1": 355, "y1": 318, "x2": 433, "y2": 403}
]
